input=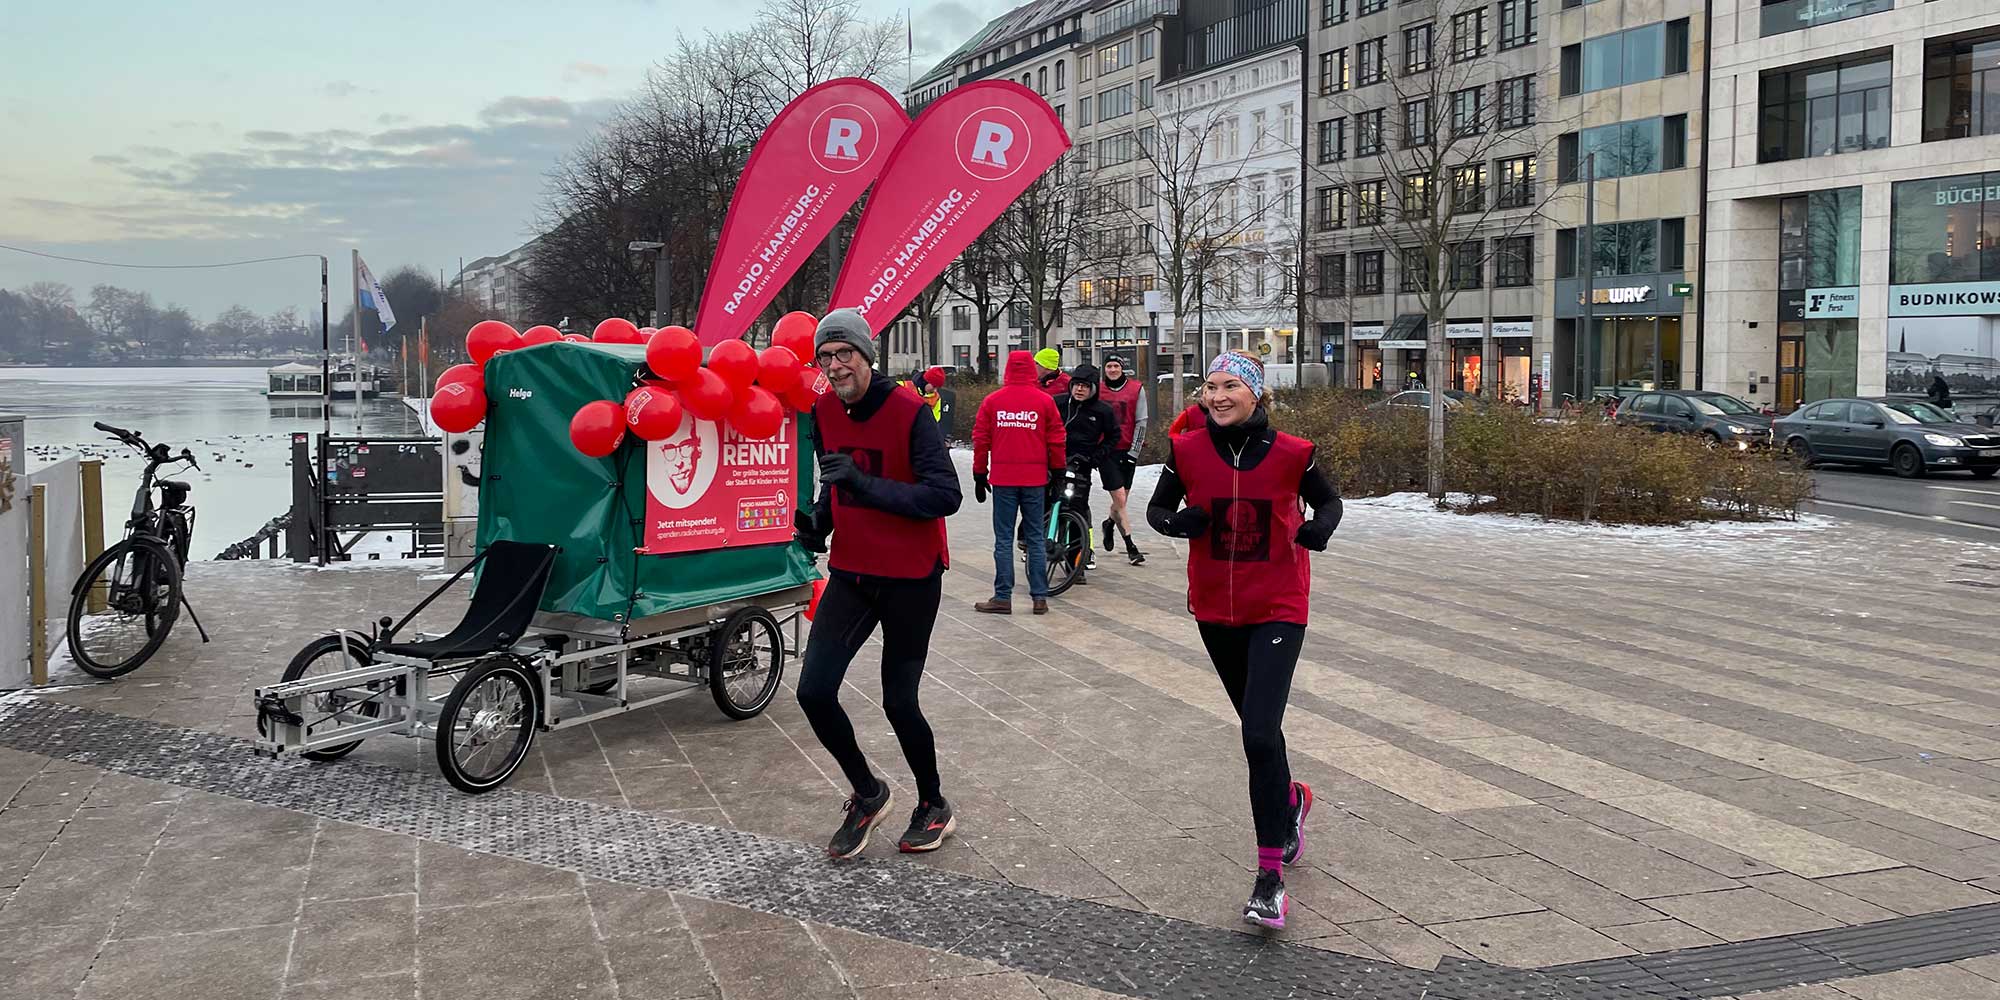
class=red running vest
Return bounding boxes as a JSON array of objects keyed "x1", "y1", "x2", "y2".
[
  {"x1": 1098, "y1": 378, "x2": 1141, "y2": 450},
  {"x1": 1169, "y1": 426, "x2": 1314, "y2": 626},
  {"x1": 813, "y1": 386, "x2": 950, "y2": 579}
]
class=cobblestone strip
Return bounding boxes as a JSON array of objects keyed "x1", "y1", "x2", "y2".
[{"x1": 3, "y1": 696, "x2": 1994, "y2": 1000}]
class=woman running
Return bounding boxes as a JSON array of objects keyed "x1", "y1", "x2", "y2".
[{"x1": 1147, "y1": 351, "x2": 1342, "y2": 930}]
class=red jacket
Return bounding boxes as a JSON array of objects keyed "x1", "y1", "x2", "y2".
[
  {"x1": 975, "y1": 351, "x2": 1067, "y2": 487},
  {"x1": 1040, "y1": 370, "x2": 1071, "y2": 398}
]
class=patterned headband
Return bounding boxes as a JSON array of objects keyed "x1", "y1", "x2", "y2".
[{"x1": 1207, "y1": 352, "x2": 1264, "y2": 398}]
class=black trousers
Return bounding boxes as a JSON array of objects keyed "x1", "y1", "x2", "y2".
[
  {"x1": 796, "y1": 573, "x2": 944, "y2": 805},
  {"x1": 1198, "y1": 621, "x2": 1306, "y2": 848}
]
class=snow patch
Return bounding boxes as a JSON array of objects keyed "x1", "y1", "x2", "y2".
[{"x1": 1347, "y1": 491, "x2": 1836, "y2": 544}]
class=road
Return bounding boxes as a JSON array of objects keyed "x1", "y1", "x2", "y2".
[{"x1": 1809, "y1": 463, "x2": 2000, "y2": 541}]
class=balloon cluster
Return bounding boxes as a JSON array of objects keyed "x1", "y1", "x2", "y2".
[{"x1": 427, "y1": 312, "x2": 829, "y2": 453}]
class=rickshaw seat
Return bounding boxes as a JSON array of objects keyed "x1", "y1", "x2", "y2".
[{"x1": 378, "y1": 541, "x2": 558, "y2": 661}]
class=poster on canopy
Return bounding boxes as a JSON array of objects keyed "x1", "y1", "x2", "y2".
[{"x1": 643, "y1": 416, "x2": 797, "y2": 553}]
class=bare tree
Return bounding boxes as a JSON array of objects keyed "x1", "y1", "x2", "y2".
[
  {"x1": 1311, "y1": 0, "x2": 1568, "y2": 495},
  {"x1": 994, "y1": 170, "x2": 1096, "y2": 353},
  {"x1": 754, "y1": 0, "x2": 905, "y2": 101},
  {"x1": 942, "y1": 232, "x2": 1020, "y2": 378}
]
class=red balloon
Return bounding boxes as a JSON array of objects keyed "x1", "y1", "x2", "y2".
[
  {"x1": 569, "y1": 400, "x2": 626, "y2": 457},
  {"x1": 593, "y1": 317, "x2": 643, "y2": 344},
  {"x1": 772, "y1": 311, "x2": 817, "y2": 361},
  {"x1": 645, "y1": 326, "x2": 701, "y2": 383},
  {"x1": 520, "y1": 325, "x2": 562, "y2": 347},
  {"x1": 755, "y1": 346, "x2": 801, "y2": 392},
  {"x1": 729, "y1": 386, "x2": 787, "y2": 440},
  {"x1": 431, "y1": 381, "x2": 487, "y2": 433},
  {"x1": 562, "y1": 333, "x2": 590, "y2": 342},
  {"x1": 435, "y1": 363, "x2": 483, "y2": 394},
  {"x1": 784, "y1": 377, "x2": 822, "y2": 413},
  {"x1": 707, "y1": 339, "x2": 758, "y2": 393},
  {"x1": 681, "y1": 368, "x2": 733, "y2": 422},
  {"x1": 624, "y1": 385, "x2": 685, "y2": 441},
  {"x1": 467, "y1": 320, "x2": 520, "y2": 364}
]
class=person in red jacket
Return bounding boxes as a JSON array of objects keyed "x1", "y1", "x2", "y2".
[
  {"x1": 971, "y1": 350, "x2": 1066, "y2": 615},
  {"x1": 1148, "y1": 351, "x2": 1342, "y2": 931}
]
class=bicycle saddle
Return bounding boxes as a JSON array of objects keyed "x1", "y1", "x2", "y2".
[{"x1": 157, "y1": 479, "x2": 191, "y2": 492}]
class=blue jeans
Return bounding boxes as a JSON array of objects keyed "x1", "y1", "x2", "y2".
[{"x1": 991, "y1": 485, "x2": 1048, "y2": 601}]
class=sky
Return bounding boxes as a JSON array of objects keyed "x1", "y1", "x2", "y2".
[{"x1": 0, "y1": 0, "x2": 1014, "y2": 323}]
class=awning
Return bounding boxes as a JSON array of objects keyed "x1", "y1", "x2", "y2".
[{"x1": 1380, "y1": 313, "x2": 1426, "y2": 349}]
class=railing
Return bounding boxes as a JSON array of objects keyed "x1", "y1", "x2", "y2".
[
  {"x1": 1183, "y1": 0, "x2": 1307, "y2": 77},
  {"x1": 1759, "y1": 0, "x2": 1893, "y2": 37},
  {"x1": 1086, "y1": 0, "x2": 1178, "y2": 42}
]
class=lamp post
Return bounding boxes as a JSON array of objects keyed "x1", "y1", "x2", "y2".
[{"x1": 629, "y1": 241, "x2": 668, "y2": 327}]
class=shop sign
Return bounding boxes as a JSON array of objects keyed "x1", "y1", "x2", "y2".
[
  {"x1": 1380, "y1": 339, "x2": 1426, "y2": 349},
  {"x1": 1541, "y1": 352, "x2": 1552, "y2": 395},
  {"x1": 1932, "y1": 181, "x2": 2000, "y2": 205},
  {"x1": 1804, "y1": 286, "x2": 1859, "y2": 319},
  {"x1": 1491, "y1": 320, "x2": 1534, "y2": 338},
  {"x1": 1888, "y1": 280, "x2": 2000, "y2": 317},
  {"x1": 1580, "y1": 285, "x2": 1654, "y2": 306},
  {"x1": 1351, "y1": 325, "x2": 1385, "y2": 340},
  {"x1": 1444, "y1": 322, "x2": 1484, "y2": 339}
]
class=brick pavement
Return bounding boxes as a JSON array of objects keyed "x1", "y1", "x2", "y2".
[{"x1": 5, "y1": 455, "x2": 2000, "y2": 998}]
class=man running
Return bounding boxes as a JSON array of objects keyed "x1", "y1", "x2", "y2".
[
  {"x1": 1055, "y1": 363, "x2": 1120, "y2": 573},
  {"x1": 971, "y1": 350, "x2": 1066, "y2": 615},
  {"x1": 792, "y1": 309, "x2": 962, "y2": 858},
  {"x1": 1094, "y1": 354, "x2": 1147, "y2": 565}
]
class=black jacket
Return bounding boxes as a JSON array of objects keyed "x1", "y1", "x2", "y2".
[
  {"x1": 805, "y1": 373, "x2": 962, "y2": 579},
  {"x1": 1056, "y1": 391, "x2": 1120, "y2": 468}
]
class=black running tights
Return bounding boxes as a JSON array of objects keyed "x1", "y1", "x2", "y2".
[
  {"x1": 1198, "y1": 621, "x2": 1305, "y2": 848},
  {"x1": 796, "y1": 574, "x2": 944, "y2": 805}
]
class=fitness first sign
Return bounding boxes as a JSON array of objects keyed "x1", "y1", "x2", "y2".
[{"x1": 1888, "y1": 281, "x2": 2000, "y2": 317}]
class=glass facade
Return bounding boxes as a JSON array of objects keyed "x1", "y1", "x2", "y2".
[
  {"x1": 1924, "y1": 30, "x2": 2000, "y2": 142},
  {"x1": 1890, "y1": 172, "x2": 2000, "y2": 285},
  {"x1": 1591, "y1": 317, "x2": 1682, "y2": 394},
  {"x1": 1759, "y1": 54, "x2": 1891, "y2": 162},
  {"x1": 1775, "y1": 189, "x2": 1861, "y2": 412},
  {"x1": 1563, "y1": 117, "x2": 1685, "y2": 181},
  {"x1": 1760, "y1": 0, "x2": 1893, "y2": 39}
]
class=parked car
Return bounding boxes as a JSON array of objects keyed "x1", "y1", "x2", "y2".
[
  {"x1": 1771, "y1": 398, "x2": 2000, "y2": 478},
  {"x1": 1370, "y1": 390, "x2": 1465, "y2": 412},
  {"x1": 1615, "y1": 390, "x2": 1772, "y2": 450}
]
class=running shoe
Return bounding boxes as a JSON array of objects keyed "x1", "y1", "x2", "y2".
[
  {"x1": 898, "y1": 799, "x2": 956, "y2": 852},
  {"x1": 1102, "y1": 518, "x2": 1116, "y2": 551},
  {"x1": 1244, "y1": 868, "x2": 1288, "y2": 930},
  {"x1": 1125, "y1": 540, "x2": 1145, "y2": 566},
  {"x1": 1282, "y1": 781, "x2": 1313, "y2": 867},
  {"x1": 827, "y1": 783, "x2": 893, "y2": 859}
]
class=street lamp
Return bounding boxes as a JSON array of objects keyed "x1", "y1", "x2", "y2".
[{"x1": 629, "y1": 241, "x2": 668, "y2": 327}]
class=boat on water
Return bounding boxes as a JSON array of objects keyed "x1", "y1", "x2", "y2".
[{"x1": 265, "y1": 361, "x2": 325, "y2": 399}]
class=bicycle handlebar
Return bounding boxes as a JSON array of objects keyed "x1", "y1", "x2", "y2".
[{"x1": 94, "y1": 420, "x2": 139, "y2": 441}]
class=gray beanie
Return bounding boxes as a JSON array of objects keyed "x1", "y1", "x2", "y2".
[{"x1": 814, "y1": 309, "x2": 875, "y2": 364}]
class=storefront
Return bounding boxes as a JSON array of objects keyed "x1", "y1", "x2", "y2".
[
  {"x1": 1446, "y1": 322, "x2": 1483, "y2": 393},
  {"x1": 1381, "y1": 314, "x2": 1426, "y2": 390},
  {"x1": 1351, "y1": 323, "x2": 1385, "y2": 389},
  {"x1": 1886, "y1": 172, "x2": 2000, "y2": 400},
  {"x1": 1554, "y1": 276, "x2": 1689, "y2": 399},
  {"x1": 1494, "y1": 320, "x2": 1534, "y2": 403}
]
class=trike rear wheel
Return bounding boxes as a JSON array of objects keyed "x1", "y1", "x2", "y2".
[
  {"x1": 710, "y1": 607, "x2": 784, "y2": 720},
  {"x1": 273, "y1": 634, "x2": 383, "y2": 762},
  {"x1": 435, "y1": 657, "x2": 539, "y2": 793}
]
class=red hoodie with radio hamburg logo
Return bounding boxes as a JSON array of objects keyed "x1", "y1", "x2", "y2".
[{"x1": 973, "y1": 351, "x2": 1067, "y2": 487}]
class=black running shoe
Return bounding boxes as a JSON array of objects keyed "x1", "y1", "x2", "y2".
[
  {"x1": 1125, "y1": 541, "x2": 1145, "y2": 566},
  {"x1": 1102, "y1": 519, "x2": 1116, "y2": 552},
  {"x1": 827, "y1": 783, "x2": 893, "y2": 859},
  {"x1": 1244, "y1": 868, "x2": 1288, "y2": 930},
  {"x1": 1282, "y1": 781, "x2": 1313, "y2": 867},
  {"x1": 897, "y1": 799, "x2": 956, "y2": 852}
]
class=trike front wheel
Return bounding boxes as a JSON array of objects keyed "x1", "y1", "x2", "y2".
[{"x1": 435, "y1": 657, "x2": 539, "y2": 793}]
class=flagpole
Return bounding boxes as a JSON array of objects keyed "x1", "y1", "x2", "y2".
[
  {"x1": 420, "y1": 317, "x2": 431, "y2": 435},
  {"x1": 352, "y1": 249, "x2": 364, "y2": 434}
]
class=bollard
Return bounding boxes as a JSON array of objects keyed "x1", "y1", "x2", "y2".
[
  {"x1": 28, "y1": 483, "x2": 48, "y2": 686},
  {"x1": 80, "y1": 458, "x2": 106, "y2": 614}
]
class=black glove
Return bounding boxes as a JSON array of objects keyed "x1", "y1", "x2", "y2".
[
  {"x1": 1294, "y1": 519, "x2": 1335, "y2": 552},
  {"x1": 793, "y1": 507, "x2": 829, "y2": 554},
  {"x1": 1160, "y1": 505, "x2": 1210, "y2": 539},
  {"x1": 973, "y1": 471, "x2": 989, "y2": 504},
  {"x1": 818, "y1": 452, "x2": 862, "y2": 487}
]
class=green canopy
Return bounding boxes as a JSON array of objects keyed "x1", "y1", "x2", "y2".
[{"x1": 475, "y1": 341, "x2": 816, "y2": 625}]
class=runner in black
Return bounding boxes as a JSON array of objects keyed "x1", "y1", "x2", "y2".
[
  {"x1": 1147, "y1": 351, "x2": 1342, "y2": 930},
  {"x1": 1095, "y1": 355, "x2": 1147, "y2": 565},
  {"x1": 1055, "y1": 363, "x2": 1120, "y2": 572},
  {"x1": 793, "y1": 310, "x2": 963, "y2": 858}
]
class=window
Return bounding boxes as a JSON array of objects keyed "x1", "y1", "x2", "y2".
[
  {"x1": 1141, "y1": 30, "x2": 1155, "y2": 61},
  {"x1": 1663, "y1": 114, "x2": 1687, "y2": 169},
  {"x1": 1356, "y1": 179, "x2": 1386, "y2": 224},
  {"x1": 1495, "y1": 236, "x2": 1533, "y2": 286},
  {"x1": 1281, "y1": 103, "x2": 1296, "y2": 147},
  {"x1": 1559, "y1": 219, "x2": 1679, "y2": 277},
  {"x1": 1360, "y1": 0, "x2": 1387, "y2": 14},
  {"x1": 1454, "y1": 163, "x2": 1486, "y2": 214},
  {"x1": 1499, "y1": 75, "x2": 1534, "y2": 129},
  {"x1": 1402, "y1": 173, "x2": 1433, "y2": 219},
  {"x1": 1317, "y1": 253, "x2": 1347, "y2": 294},
  {"x1": 1319, "y1": 48, "x2": 1351, "y2": 94},
  {"x1": 1322, "y1": 0, "x2": 1349, "y2": 27},
  {"x1": 1451, "y1": 242, "x2": 1483, "y2": 289},
  {"x1": 1661, "y1": 217, "x2": 1686, "y2": 271},
  {"x1": 1400, "y1": 246, "x2": 1429, "y2": 292},
  {"x1": 1404, "y1": 99, "x2": 1432, "y2": 147},
  {"x1": 1080, "y1": 53, "x2": 1092, "y2": 82},
  {"x1": 1098, "y1": 84, "x2": 1134, "y2": 122},
  {"x1": 1100, "y1": 39, "x2": 1134, "y2": 75},
  {"x1": 1665, "y1": 19, "x2": 1690, "y2": 75},
  {"x1": 1564, "y1": 117, "x2": 1681, "y2": 181},
  {"x1": 1357, "y1": 251, "x2": 1385, "y2": 294},
  {"x1": 1096, "y1": 132, "x2": 1137, "y2": 166},
  {"x1": 1564, "y1": 21, "x2": 1687, "y2": 96},
  {"x1": 1760, "y1": 53, "x2": 1890, "y2": 162},
  {"x1": 1451, "y1": 8, "x2": 1488, "y2": 61},
  {"x1": 1358, "y1": 38, "x2": 1386, "y2": 85},
  {"x1": 1890, "y1": 172, "x2": 2000, "y2": 284},
  {"x1": 1924, "y1": 30, "x2": 2000, "y2": 142},
  {"x1": 1056, "y1": 104, "x2": 1065, "y2": 127},
  {"x1": 1139, "y1": 77, "x2": 1154, "y2": 109},
  {"x1": 1252, "y1": 110, "x2": 1268, "y2": 151},
  {"x1": 1079, "y1": 98, "x2": 1093, "y2": 126},
  {"x1": 1137, "y1": 176, "x2": 1157, "y2": 207},
  {"x1": 1451, "y1": 87, "x2": 1485, "y2": 137},
  {"x1": 1404, "y1": 23, "x2": 1433, "y2": 75},
  {"x1": 1318, "y1": 117, "x2": 1347, "y2": 162},
  {"x1": 1321, "y1": 186, "x2": 1350, "y2": 229},
  {"x1": 1497, "y1": 154, "x2": 1536, "y2": 208},
  {"x1": 952, "y1": 305, "x2": 971, "y2": 330},
  {"x1": 1008, "y1": 302, "x2": 1030, "y2": 329},
  {"x1": 1357, "y1": 109, "x2": 1385, "y2": 154},
  {"x1": 1056, "y1": 60, "x2": 1066, "y2": 91},
  {"x1": 1500, "y1": 0, "x2": 1538, "y2": 49},
  {"x1": 1762, "y1": 0, "x2": 1894, "y2": 38}
]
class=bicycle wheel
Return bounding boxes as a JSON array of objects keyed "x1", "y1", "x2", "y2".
[
  {"x1": 709, "y1": 607, "x2": 785, "y2": 720},
  {"x1": 1045, "y1": 509, "x2": 1089, "y2": 598},
  {"x1": 65, "y1": 538, "x2": 182, "y2": 679},
  {"x1": 273, "y1": 634, "x2": 383, "y2": 762},
  {"x1": 434, "y1": 657, "x2": 539, "y2": 793}
]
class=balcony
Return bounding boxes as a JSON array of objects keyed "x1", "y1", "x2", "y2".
[
  {"x1": 1086, "y1": 0, "x2": 1178, "y2": 42},
  {"x1": 1182, "y1": 0, "x2": 1307, "y2": 77},
  {"x1": 1760, "y1": 0, "x2": 1893, "y2": 37}
]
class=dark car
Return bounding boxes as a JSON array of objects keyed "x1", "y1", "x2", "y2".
[
  {"x1": 1772, "y1": 398, "x2": 2000, "y2": 478},
  {"x1": 1615, "y1": 390, "x2": 1772, "y2": 451},
  {"x1": 1370, "y1": 390, "x2": 1465, "y2": 412}
]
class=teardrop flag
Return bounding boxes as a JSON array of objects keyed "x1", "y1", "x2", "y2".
[
  {"x1": 828, "y1": 81, "x2": 1070, "y2": 335},
  {"x1": 693, "y1": 78, "x2": 911, "y2": 346}
]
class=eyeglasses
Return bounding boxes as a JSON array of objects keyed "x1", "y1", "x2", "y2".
[{"x1": 815, "y1": 346, "x2": 861, "y2": 367}]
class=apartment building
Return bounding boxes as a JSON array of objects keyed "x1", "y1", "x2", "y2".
[
  {"x1": 1704, "y1": 0, "x2": 2000, "y2": 412},
  {"x1": 450, "y1": 241, "x2": 538, "y2": 329}
]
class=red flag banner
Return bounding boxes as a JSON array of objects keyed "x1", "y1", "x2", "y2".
[
  {"x1": 694, "y1": 78, "x2": 911, "y2": 346},
  {"x1": 828, "y1": 80, "x2": 1070, "y2": 334}
]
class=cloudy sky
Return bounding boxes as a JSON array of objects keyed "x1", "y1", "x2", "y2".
[{"x1": 0, "y1": 0, "x2": 1012, "y2": 322}]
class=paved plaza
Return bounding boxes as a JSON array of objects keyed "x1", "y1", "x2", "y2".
[{"x1": 5, "y1": 459, "x2": 2000, "y2": 999}]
